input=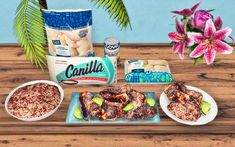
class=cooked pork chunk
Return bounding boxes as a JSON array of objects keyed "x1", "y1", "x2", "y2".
[
  {"x1": 99, "y1": 101, "x2": 124, "y2": 120},
  {"x1": 99, "y1": 84, "x2": 133, "y2": 104},
  {"x1": 79, "y1": 84, "x2": 157, "y2": 121},
  {"x1": 125, "y1": 106, "x2": 157, "y2": 120},
  {"x1": 79, "y1": 91, "x2": 101, "y2": 121},
  {"x1": 164, "y1": 82, "x2": 202, "y2": 104}
]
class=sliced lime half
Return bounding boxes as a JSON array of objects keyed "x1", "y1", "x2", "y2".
[
  {"x1": 146, "y1": 97, "x2": 155, "y2": 106},
  {"x1": 73, "y1": 108, "x2": 83, "y2": 119},
  {"x1": 92, "y1": 97, "x2": 104, "y2": 107},
  {"x1": 201, "y1": 101, "x2": 211, "y2": 115},
  {"x1": 123, "y1": 102, "x2": 134, "y2": 112}
]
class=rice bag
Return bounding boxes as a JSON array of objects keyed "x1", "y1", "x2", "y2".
[
  {"x1": 42, "y1": 9, "x2": 94, "y2": 57},
  {"x1": 47, "y1": 55, "x2": 117, "y2": 85}
]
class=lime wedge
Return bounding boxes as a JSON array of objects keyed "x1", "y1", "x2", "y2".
[
  {"x1": 123, "y1": 102, "x2": 134, "y2": 112},
  {"x1": 92, "y1": 97, "x2": 104, "y2": 107},
  {"x1": 201, "y1": 101, "x2": 211, "y2": 115},
  {"x1": 146, "y1": 98, "x2": 155, "y2": 106},
  {"x1": 73, "y1": 108, "x2": 83, "y2": 119}
]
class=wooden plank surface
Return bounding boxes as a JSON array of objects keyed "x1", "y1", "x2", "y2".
[
  {"x1": 1, "y1": 134, "x2": 235, "y2": 147},
  {"x1": 0, "y1": 46, "x2": 235, "y2": 139}
]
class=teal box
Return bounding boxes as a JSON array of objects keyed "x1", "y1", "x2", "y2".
[{"x1": 124, "y1": 60, "x2": 173, "y2": 84}]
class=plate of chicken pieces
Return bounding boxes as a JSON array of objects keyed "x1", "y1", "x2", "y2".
[
  {"x1": 160, "y1": 82, "x2": 218, "y2": 125},
  {"x1": 66, "y1": 84, "x2": 160, "y2": 123}
]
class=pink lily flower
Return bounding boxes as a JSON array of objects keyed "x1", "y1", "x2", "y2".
[
  {"x1": 171, "y1": 2, "x2": 201, "y2": 17},
  {"x1": 168, "y1": 19, "x2": 192, "y2": 59},
  {"x1": 214, "y1": 16, "x2": 223, "y2": 30},
  {"x1": 188, "y1": 19, "x2": 233, "y2": 65},
  {"x1": 213, "y1": 16, "x2": 234, "y2": 42}
]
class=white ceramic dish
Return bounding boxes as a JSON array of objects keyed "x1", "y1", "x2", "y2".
[
  {"x1": 160, "y1": 85, "x2": 218, "y2": 125},
  {"x1": 5, "y1": 80, "x2": 64, "y2": 121}
]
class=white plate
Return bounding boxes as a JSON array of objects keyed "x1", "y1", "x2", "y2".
[
  {"x1": 160, "y1": 85, "x2": 218, "y2": 125},
  {"x1": 5, "y1": 80, "x2": 64, "y2": 121}
]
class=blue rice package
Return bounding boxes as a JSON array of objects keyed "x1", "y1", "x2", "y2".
[
  {"x1": 124, "y1": 60, "x2": 173, "y2": 84},
  {"x1": 47, "y1": 55, "x2": 117, "y2": 85},
  {"x1": 42, "y1": 9, "x2": 94, "y2": 57}
]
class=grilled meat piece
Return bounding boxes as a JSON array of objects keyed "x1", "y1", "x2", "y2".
[
  {"x1": 167, "y1": 90, "x2": 189, "y2": 104},
  {"x1": 125, "y1": 106, "x2": 157, "y2": 120},
  {"x1": 164, "y1": 82, "x2": 189, "y2": 101},
  {"x1": 164, "y1": 82, "x2": 202, "y2": 104},
  {"x1": 79, "y1": 92, "x2": 101, "y2": 121},
  {"x1": 129, "y1": 90, "x2": 146, "y2": 109},
  {"x1": 168, "y1": 101, "x2": 201, "y2": 121},
  {"x1": 164, "y1": 83, "x2": 179, "y2": 101},
  {"x1": 99, "y1": 84, "x2": 133, "y2": 104},
  {"x1": 100, "y1": 84, "x2": 132, "y2": 95},
  {"x1": 97, "y1": 85, "x2": 135, "y2": 120},
  {"x1": 100, "y1": 92, "x2": 130, "y2": 104},
  {"x1": 164, "y1": 82, "x2": 187, "y2": 93},
  {"x1": 98, "y1": 84, "x2": 147, "y2": 120},
  {"x1": 98, "y1": 84, "x2": 148, "y2": 120},
  {"x1": 186, "y1": 90, "x2": 202, "y2": 104},
  {"x1": 99, "y1": 101, "x2": 125, "y2": 120}
]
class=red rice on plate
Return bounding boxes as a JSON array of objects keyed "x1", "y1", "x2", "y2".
[{"x1": 7, "y1": 83, "x2": 61, "y2": 118}]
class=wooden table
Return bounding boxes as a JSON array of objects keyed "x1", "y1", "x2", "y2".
[{"x1": 1, "y1": 45, "x2": 235, "y2": 146}]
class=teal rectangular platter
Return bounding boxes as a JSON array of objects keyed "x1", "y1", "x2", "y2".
[{"x1": 66, "y1": 92, "x2": 160, "y2": 124}]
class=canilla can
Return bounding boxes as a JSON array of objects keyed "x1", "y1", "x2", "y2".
[{"x1": 104, "y1": 37, "x2": 120, "y2": 65}]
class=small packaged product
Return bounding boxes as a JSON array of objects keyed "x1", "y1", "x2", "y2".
[
  {"x1": 124, "y1": 60, "x2": 173, "y2": 84},
  {"x1": 104, "y1": 37, "x2": 121, "y2": 65},
  {"x1": 42, "y1": 9, "x2": 94, "y2": 57},
  {"x1": 47, "y1": 56, "x2": 117, "y2": 85}
]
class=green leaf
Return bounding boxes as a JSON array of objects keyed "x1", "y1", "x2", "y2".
[
  {"x1": 194, "y1": 56, "x2": 203, "y2": 65},
  {"x1": 14, "y1": 0, "x2": 47, "y2": 70},
  {"x1": 188, "y1": 44, "x2": 198, "y2": 53},
  {"x1": 89, "y1": 0, "x2": 131, "y2": 30},
  {"x1": 207, "y1": 9, "x2": 215, "y2": 12}
]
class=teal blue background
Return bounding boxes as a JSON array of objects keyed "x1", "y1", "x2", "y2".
[{"x1": 1, "y1": 0, "x2": 235, "y2": 43}]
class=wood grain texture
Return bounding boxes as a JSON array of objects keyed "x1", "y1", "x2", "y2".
[
  {"x1": 0, "y1": 46, "x2": 235, "y2": 138},
  {"x1": 1, "y1": 134, "x2": 235, "y2": 147}
]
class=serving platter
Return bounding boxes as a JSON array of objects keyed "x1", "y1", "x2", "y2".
[
  {"x1": 159, "y1": 85, "x2": 218, "y2": 125},
  {"x1": 66, "y1": 92, "x2": 160, "y2": 124}
]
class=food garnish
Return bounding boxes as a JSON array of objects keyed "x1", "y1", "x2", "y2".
[
  {"x1": 92, "y1": 97, "x2": 104, "y2": 107},
  {"x1": 123, "y1": 102, "x2": 134, "y2": 112},
  {"x1": 146, "y1": 98, "x2": 155, "y2": 106},
  {"x1": 73, "y1": 108, "x2": 83, "y2": 119},
  {"x1": 201, "y1": 101, "x2": 211, "y2": 115}
]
